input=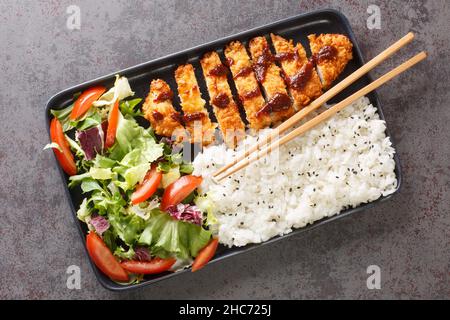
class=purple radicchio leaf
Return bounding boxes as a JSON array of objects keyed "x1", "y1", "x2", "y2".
[
  {"x1": 166, "y1": 203, "x2": 203, "y2": 225},
  {"x1": 133, "y1": 246, "x2": 152, "y2": 261},
  {"x1": 76, "y1": 124, "x2": 105, "y2": 160},
  {"x1": 90, "y1": 214, "x2": 110, "y2": 236},
  {"x1": 160, "y1": 137, "x2": 176, "y2": 148}
]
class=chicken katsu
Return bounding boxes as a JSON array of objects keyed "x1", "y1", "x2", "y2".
[
  {"x1": 175, "y1": 64, "x2": 216, "y2": 145},
  {"x1": 142, "y1": 33, "x2": 353, "y2": 148},
  {"x1": 224, "y1": 41, "x2": 271, "y2": 130},
  {"x1": 200, "y1": 51, "x2": 245, "y2": 147},
  {"x1": 248, "y1": 36, "x2": 295, "y2": 124},
  {"x1": 270, "y1": 34, "x2": 322, "y2": 109},
  {"x1": 308, "y1": 33, "x2": 353, "y2": 89},
  {"x1": 142, "y1": 79, "x2": 186, "y2": 140}
]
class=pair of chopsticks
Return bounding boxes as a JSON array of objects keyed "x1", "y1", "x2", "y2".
[{"x1": 213, "y1": 32, "x2": 426, "y2": 182}]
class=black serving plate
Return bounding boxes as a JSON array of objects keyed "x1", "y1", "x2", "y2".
[{"x1": 46, "y1": 9, "x2": 402, "y2": 291}]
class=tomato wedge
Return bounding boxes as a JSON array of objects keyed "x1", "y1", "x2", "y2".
[
  {"x1": 70, "y1": 86, "x2": 106, "y2": 120},
  {"x1": 192, "y1": 238, "x2": 219, "y2": 272},
  {"x1": 105, "y1": 99, "x2": 119, "y2": 149},
  {"x1": 49, "y1": 118, "x2": 77, "y2": 176},
  {"x1": 161, "y1": 175, "x2": 203, "y2": 211},
  {"x1": 86, "y1": 232, "x2": 129, "y2": 282},
  {"x1": 131, "y1": 165, "x2": 163, "y2": 205},
  {"x1": 121, "y1": 258, "x2": 176, "y2": 275}
]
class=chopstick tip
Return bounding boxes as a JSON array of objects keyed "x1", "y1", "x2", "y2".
[{"x1": 211, "y1": 175, "x2": 222, "y2": 185}]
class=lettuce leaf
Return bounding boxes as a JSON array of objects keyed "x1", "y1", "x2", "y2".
[
  {"x1": 89, "y1": 167, "x2": 113, "y2": 180},
  {"x1": 93, "y1": 75, "x2": 134, "y2": 107},
  {"x1": 108, "y1": 210, "x2": 146, "y2": 245},
  {"x1": 51, "y1": 104, "x2": 74, "y2": 132},
  {"x1": 108, "y1": 113, "x2": 163, "y2": 162},
  {"x1": 69, "y1": 168, "x2": 114, "y2": 188},
  {"x1": 195, "y1": 194, "x2": 218, "y2": 227},
  {"x1": 138, "y1": 210, "x2": 211, "y2": 259},
  {"x1": 105, "y1": 113, "x2": 163, "y2": 191},
  {"x1": 114, "y1": 246, "x2": 136, "y2": 260},
  {"x1": 76, "y1": 198, "x2": 91, "y2": 222},
  {"x1": 120, "y1": 98, "x2": 143, "y2": 117},
  {"x1": 81, "y1": 179, "x2": 103, "y2": 193},
  {"x1": 43, "y1": 142, "x2": 63, "y2": 152},
  {"x1": 93, "y1": 155, "x2": 116, "y2": 168}
]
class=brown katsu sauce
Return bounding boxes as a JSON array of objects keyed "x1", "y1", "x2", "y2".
[
  {"x1": 153, "y1": 90, "x2": 173, "y2": 103},
  {"x1": 225, "y1": 57, "x2": 234, "y2": 67},
  {"x1": 239, "y1": 88, "x2": 261, "y2": 101},
  {"x1": 233, "y1": 66, "x2": 253, "y2": 79},
  {"x1": 287, "y1": 59, "x2": 315, "y2": 90},
  {"x1": 256, "y1": 93, "x2": 292, "y2": 117},
  {"x1": 253, "y1": 46, "x2": 274, "y2": 83},
  {"x1": 275, "y1": 51, "x2": 298, "y2": 62},
  {"x1": 212, "y1": 93, "x2": 230, "y2": 108},
  {"x1": 208, "y1": 64, "x2": 228, "y2": 77},
  {"x1": 170, "y1": 112, "x2": 184, "y2": 124},
  {"x1": 183, "y1": 112, "x2": 205, "y2": 122},
  {"x1": 284, "y1": 45, "x2": 337, "y2": 90},
  {"x1": 314, "y1": 45, "x2": 337, "y2": 63},
  {"x1": 152, "y1": 111, "x2": 164, "y2": 121}
]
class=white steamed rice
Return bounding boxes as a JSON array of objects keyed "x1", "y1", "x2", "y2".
[{"x1": 193, "y1": 97, "x2": 397, "y2": 247}]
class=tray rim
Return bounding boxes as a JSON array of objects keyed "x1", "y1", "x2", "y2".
[{"x1": 45, "y1": 8, "x2": 402, "y2": 291}]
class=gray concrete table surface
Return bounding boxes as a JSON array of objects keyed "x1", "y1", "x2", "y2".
[{"x1": 0, "y1": 0, "x2": 448, "y2": 299}]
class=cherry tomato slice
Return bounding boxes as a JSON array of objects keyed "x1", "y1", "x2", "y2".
[
  {"x1": 49, "y1": 118, "x2": 77, "y2": 176},
  {"x1": 105, "y1": 100, "x2": 119, "y2": 149},
  {"x1": 131, "y1": 165, "x2": 163, "y2": 205},
  {"x1": 160, "y1": 175, "x2": 203, "y2": 211},
  {"x1": 192, "y1": 238, "x2": 218, "y2": 272},
  {"x1": 86, "y1": 232, "x2": 129, "y2": 282},
  {"x1": 70, "y1": 86, "x2": 106, "y2": 120},
  {"x1": 121, "y1": 258, "x2": 176, "y2": 275}
]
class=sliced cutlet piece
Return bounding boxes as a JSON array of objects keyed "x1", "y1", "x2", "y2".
[
  {"x1": 175, "y1": 64, "x2": 216, "y2": 145},
  {"x1": 142, "y1": 79, "x2": 186, "y2": 141},
  {"x1": 248, "y1": 36, "x2": 295, "y2": 124},
  {"x1": 270, "y1": 34, "x2": 322, "y2": 109},
  {"x1": 308, "y1": 33, "x2": 353, "y2": 89},
  {"x1": 224, "y1": 41, "x2": 271, "y2": 130},
  {"x1": 200, "y1": 51, "x2": 245, "y2": 147}
]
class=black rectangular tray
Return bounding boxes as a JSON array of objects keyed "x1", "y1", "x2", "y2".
[{"x1": 46, "y1": 9, "x2": 402, "y2": 291}]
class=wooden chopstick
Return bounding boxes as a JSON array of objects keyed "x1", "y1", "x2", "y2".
[
  {"x1": 215, "y1": 51, "x2": 427, "y2": 182},
  {"x1": 212, "y1": 32, "x2": 415, "y2": 178}
]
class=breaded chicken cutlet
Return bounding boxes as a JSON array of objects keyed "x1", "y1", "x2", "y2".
[
  {"x1": 142, "y1": 79, "x2": 186, "y2": 141},
  {"x1": 248, "y1": 36, "x2": 295, "y2": 124},
  {"x1": 270, "y1": 34, "x2": 322, "y2": 109},
  {"x1": 308, "y1": 33, "x2": 353, "y2": 89},
  {"x1": 175, "y1": 64, "x2": 216, "y2": 145},
  {"x1": 224, "y1": 41, "x2": 271, "y2": 130},
  {"x1": 200, "y1": 51, "x2": 245, "y2": 148},
  {"x1": 142, "y1": 33, "x2": 354, "y2": 148}
]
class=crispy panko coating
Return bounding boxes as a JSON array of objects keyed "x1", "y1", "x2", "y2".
[
  {"x1": 142, "y1": 79, "x2": 186, "y2": 141},
  {"x1": 308, "y1": 33, "x2": 353, "y2": 89},
  {"x1": 224, "y1": 41, "x2": 271, "y2": 130},
  {"x1": 248, "y1": 36, "x2": 295, "y2": 124},
  {"x1": 175, "y1": 64, "x2": 216, "y2": 145},
  {"x1": 200, "y1": 51, "x2": 245, "y2": 148},
  {"x1": 270, "y1": 33, "x2": 322, "y2": 109}
]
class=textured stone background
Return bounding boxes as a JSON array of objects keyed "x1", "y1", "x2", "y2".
[{"x1": 0, "y1": 0, "x2": 448, "y2": 299}]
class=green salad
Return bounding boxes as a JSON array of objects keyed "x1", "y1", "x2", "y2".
[{"x1": 46, "y1": 75, "x2": 218, "y2": 283}]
